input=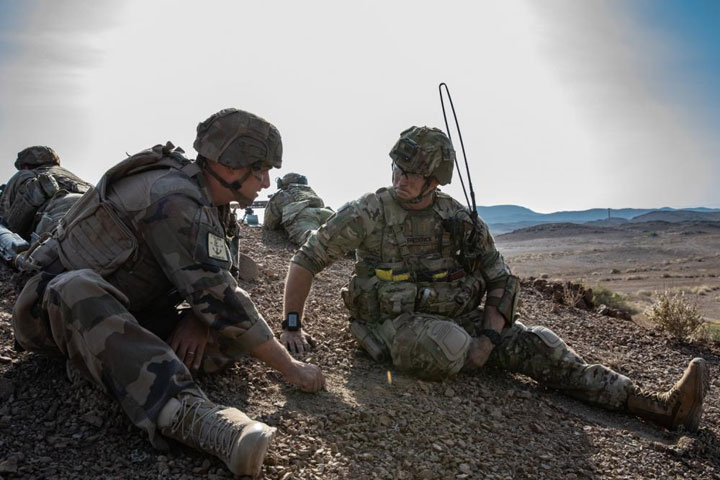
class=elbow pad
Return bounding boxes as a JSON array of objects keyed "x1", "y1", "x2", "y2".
[{"x1": 486, "y1": 275, "x2": 520, "y2": 326}]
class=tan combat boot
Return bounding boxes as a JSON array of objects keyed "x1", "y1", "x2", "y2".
[
  {"x1": 627, "y1": 357, "x2": 710, "y2": 431},
  {"x1": 158, "y1": 392, "x2": 276, "y2": 477}
]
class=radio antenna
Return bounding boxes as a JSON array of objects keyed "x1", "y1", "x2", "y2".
[{"x1": 439, "y1": 82, "x2": 477, "y2": 222}]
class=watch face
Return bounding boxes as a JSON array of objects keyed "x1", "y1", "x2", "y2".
[{"x1": 287, "y1": 313, "x2": 299, "y2": 328}]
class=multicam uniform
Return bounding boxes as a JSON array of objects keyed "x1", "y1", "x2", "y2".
[
  {"x1": 292, "y1": 187, "x2": 635, "y2": 410},
  {"x1": 0, "y1": 165, "x2": 91, "y2": 239},
  {"x1": 263, "y1": 183, "x2": 334, "y2": 245},
  {"x1": 13, "y1": 143, "x2": 273, "y2": 447}
]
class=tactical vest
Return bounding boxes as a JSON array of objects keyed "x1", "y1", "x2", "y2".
[
  {"x1": 341, "y1": 188, "x2": 485, "y2": 324},
  {"x1": 24, "y1": 143, "x2": 206, "y2": 276}
]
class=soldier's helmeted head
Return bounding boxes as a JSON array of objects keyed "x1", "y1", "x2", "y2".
[
  {"x1": 389, "y1": 126, "x2": 455, "y2": 186},
  {"x1": 194, "y1": 108, "x2": 282, "y2": 171},
  {"x1": 276, "y1": 172, "x2": 308, "y2": 190},
  {"x1": 15, "y1": 146, "x2": 60, "y2": 170},
  {"x1": 194, "y1": 108, "x2": 282, "y2": 206}
]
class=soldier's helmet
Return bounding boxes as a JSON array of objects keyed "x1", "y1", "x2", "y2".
[
  {"x1": 389, "y1": 126, "x2": 455, "y2": 185},
  {"x1": 194, "y1": 108, "x2": 282, "y2": 170},
  {"x1": 15, "y1": 146, "x2": 60, "y2": 170},
  {"x1": 277, "y1": 172, "x2": 308, "y2": 189}
]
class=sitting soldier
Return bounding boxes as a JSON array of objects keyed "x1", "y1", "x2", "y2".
[
  {"x1": 280, "y1": 125, "x2": 710, "y2": 433},
  {"x1": 12, "y1": 109, "x2": 324, "y2": 478},
  {"x1": 1, "y1": 146, "x2": 91, "y2": 240},
  {"x1": 263, "y1": 172, "x2": 334, "y2": 245}
]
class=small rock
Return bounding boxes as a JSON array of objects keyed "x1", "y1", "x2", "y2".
[
  {"x1": 459, "y1": 463, "x2": 472, "y2": 474},
  {"x1": 0, "y1": 379, "x2": 14, "y2": 402},
  {"x1": 0, "y1": 355, "x2": 12, "y2": 364}
]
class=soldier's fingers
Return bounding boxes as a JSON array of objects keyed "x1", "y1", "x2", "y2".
[{"x1": 193, "y1": 342, "x2": 206, "y2": 371}]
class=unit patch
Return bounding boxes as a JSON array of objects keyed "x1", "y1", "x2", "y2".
[{"x1": 208, "y1": 232, "x2": 229, "y2": 261}]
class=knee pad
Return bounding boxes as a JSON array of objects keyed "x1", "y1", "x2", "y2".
[
  {"x1": 527, "y1": 325, "x2": 582, "y2": 363},
  {"x1": 390, "y1": 313, "x2": 471, "y2": 380}
]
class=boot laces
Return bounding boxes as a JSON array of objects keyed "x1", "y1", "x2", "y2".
[{"x1": 167, "y1": 397, "x2": 242, "y2": 458}]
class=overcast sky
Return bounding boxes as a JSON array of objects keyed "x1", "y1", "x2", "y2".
[{"x1": 1, "y1": 0, "x2": 718, "y2": 213}]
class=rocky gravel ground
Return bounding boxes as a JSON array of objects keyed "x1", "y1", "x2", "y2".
[{"x1": 0, "y1": 226, "x2": 718, "y2": 479}]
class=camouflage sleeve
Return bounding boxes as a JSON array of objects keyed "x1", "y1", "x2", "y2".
[
  {"x1": 291, "y1": 193, "x2": 378, "y2": 275},
  {"x1": 474, "y1": 218, "x2": 512, "y2": 290},
  {"x1": 139, "y1": 194, "x2": 273, "y2": 351},
  {"x1": 263, "y1": 193, "x2": 283, "y2": 229}
]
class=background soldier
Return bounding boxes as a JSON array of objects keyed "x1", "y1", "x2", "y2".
[
  {"x1": 1, "y1": 146, "x2": 91, "y2": 240},
  {"x1": 12, "y1": 109, "x2": 324, "y2": 478},
  {"x1": 263, "y1": 172, "x2": 334, "y2": 245},
  {"x1": 280, "y1": 126, "x2": 709, "y2": 432}
]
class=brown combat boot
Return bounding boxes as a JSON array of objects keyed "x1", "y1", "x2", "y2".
[
  {"x1": 158, "y1": 392, "x2": 276, "y2": 478},
  {"x1": 626, "y1": 357, "x2": 710, "y2": 431}
]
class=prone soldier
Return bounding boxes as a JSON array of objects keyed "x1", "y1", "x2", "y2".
[
  {"x1": 1, "y1": 146, "x2": 91, "y2": 240},
  {"x1": 12, "y1": 109, "x2": 325, "y2": 477},
  {"x1": 280, "y1": 125, "x2": 709, "y2": 432},
  {"x1": 263, "y1": 172, "x2": 334, "y2": 245}
]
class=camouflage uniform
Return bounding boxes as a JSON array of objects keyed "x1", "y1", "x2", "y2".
[
  {"x1": 12, "y1": 142, "x2": 274, "y2": 447},
  {"x1": 292, "y1": 186, "x2": 634, "y2": 410},
  {"x1": 264, "y1": 175, "x2": 334, "y2": 245},
  {"x1": 1, "y1": 147, "x2": 91, "y2": 240}
]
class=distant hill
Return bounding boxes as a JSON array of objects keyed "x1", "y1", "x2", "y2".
[
  {"x1": 630, "y1": 210, "x2": 720, "y2": 223},
  {"x1": 478, "y1": 205, "x2": 720, "y2": 234}
]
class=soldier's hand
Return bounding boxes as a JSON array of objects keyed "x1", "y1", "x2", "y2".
[
  {"x1": 280, "y1": 329, "x2": 317, "y2": 354},
  {"x1": 465, "y1": 336, "x2": 494, "y2": 369},
  {"x1": 284, "y1": 360, "x2": 325, "y2": 392},
  {"x1": 168, "y1": 313, "x2": 209, "y2": 371}
]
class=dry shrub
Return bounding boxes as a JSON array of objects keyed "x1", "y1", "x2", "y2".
[
  {"x1": 561, "y1": 283, "x2": 584, "y2": 308},
  {"x1": 594, "y1": 286, "x2": 637, "y2": 314},
  {"x1": 645, "y1": 290, "x2": 704, "y2": 341}
]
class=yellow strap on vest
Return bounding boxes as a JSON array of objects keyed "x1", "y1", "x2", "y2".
[{"x1": 375, "y1": 268, "x2": 410, "y2": 282}]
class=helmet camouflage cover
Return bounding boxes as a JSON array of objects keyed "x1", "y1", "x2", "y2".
[
  {"x1": 193, "y1": 108, "x2": 282, "y2": 170},
  {"x1": 389, "y1": 126, "x2": 455, "y2": 185},
  {"x1": 15, "y1": 146, "x2": 60, "y2": 170},
  {"x1": 277, "y1": 172, "x2": 308, "y2": 189}
]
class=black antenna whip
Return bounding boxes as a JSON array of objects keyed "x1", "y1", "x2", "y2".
[{"x1": 439, "y1": 83, "x2": 478, "y2": 222}]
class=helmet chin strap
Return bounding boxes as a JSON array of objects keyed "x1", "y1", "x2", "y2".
[{"x1": 203, "y1": 161, "x2": 255, "y2": 207}]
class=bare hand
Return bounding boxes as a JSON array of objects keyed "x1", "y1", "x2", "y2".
[
  {"x1": 465, "y1": 336, "x2": 494, "y2": 369},
  {"x1": 168, "y1": 313, "x2": 209, "y2": 371},
  {"x1": 283, "y1": 360, "x2": 325, "y2": 392},
  {"x1": 280, "y1": 329, "x2": 317, "y2": 354}
]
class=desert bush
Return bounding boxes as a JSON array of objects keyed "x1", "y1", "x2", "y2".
[
  {"x1": 561, "y1": 283, "x2": 585, "y2": 308},
  {"x1": 610, "y1": 268, "x2": 621, "y2": 274},
  {"x1": 645, "y1": 290, "x2": 704, "y2": 341},
  {"x1": 593, "y1": 286, "x2": 637, "y2": 314}
]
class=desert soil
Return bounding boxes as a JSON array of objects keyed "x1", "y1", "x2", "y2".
[
  {"x1": 497, "y1": 221, "x2": 720, "y2": 324},
  {"x1": 0, "y1": 225, "x2": 718, "y2": 479}
]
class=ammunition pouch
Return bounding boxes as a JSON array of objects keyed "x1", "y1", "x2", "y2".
[
  {"x1": 416, "y1": 274, "x2": 483, "y2": 317},
  {"x1": 341, "y1": 275, "x2": 381, "y2": 323},
  {"x1": 377, "y1": 281, "x2": 417, "y2": 317}
]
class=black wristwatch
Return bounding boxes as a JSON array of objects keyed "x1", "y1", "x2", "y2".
[
  {"x1": 282, "y1": 312, "x2": 301, "y2": 332},
  {"x1": 480, "y1": 329, "x2": 502, "y2": 346}
]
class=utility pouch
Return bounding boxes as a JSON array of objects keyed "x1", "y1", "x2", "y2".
[
  {"x1": 416, "y1": 275, "x2": 483, "y2": 317},
  {"x1": 341, "y1": 275, "x2": 381, "y2": 323},
  {"x1": 377, "y1": 281, "x2": 417, "y2": 317},
  {"x1": 56, "y1": 197, "x2": 137, "y2": 276},
  {"x1": 349, "y1": 319, "x2": 388, "y2": 362}
]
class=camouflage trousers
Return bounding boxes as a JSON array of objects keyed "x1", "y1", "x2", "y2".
[
  {"x1": 283, "y1": 207, "x2": 334, "y2": 245},
  {"x1": 12, "y1": 269, "x2": 240, "y2": 448},
  {"x1": 356, "y1": 312, "x2": 635, "y2": 411}
]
